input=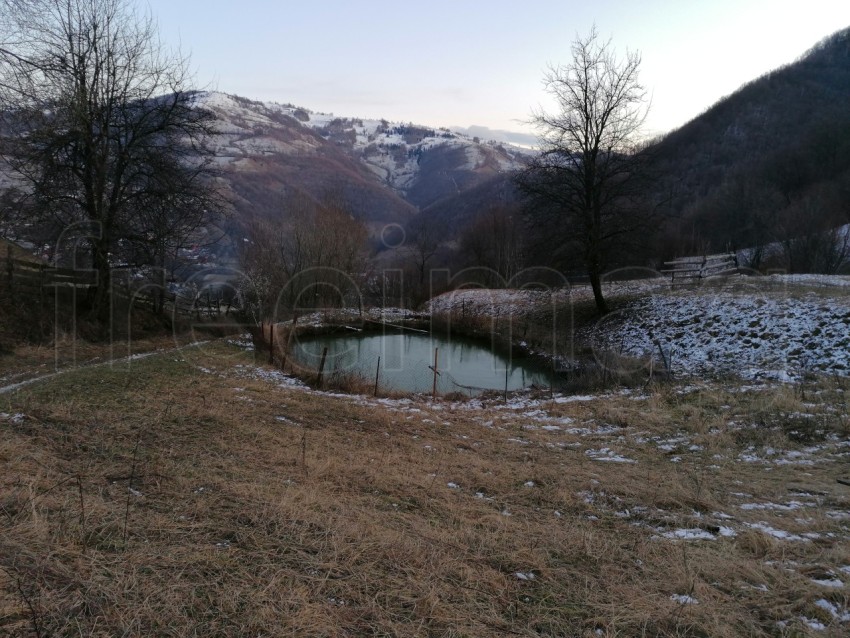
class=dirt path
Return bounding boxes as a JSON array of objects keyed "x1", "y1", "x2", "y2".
[{"x1": 0, "y1": 340, "x2": 208, "y2": 395}]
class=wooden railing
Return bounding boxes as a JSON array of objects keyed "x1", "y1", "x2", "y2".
[
  {"x1": 4, "y1": 253, "x2": 96, "y2": 293},
  {"x1": 660, "y1": 253, "x2": 739, "y2": 285},
  {"x1": 3, "y1": 246, "x2": 228, "y2": 318}
]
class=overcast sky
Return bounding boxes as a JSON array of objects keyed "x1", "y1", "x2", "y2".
[{"x1": 146, "y1": 0, "x2": 850, "y2": 139}]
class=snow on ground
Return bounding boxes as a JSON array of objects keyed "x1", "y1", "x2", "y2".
[
  {"x1": 591, "y1": 284, "x2": 850, "y2": 381},
  {"x1": 426, "y1": 280, "x2": 666, "y2": 319},
  {"x1": 767, "y1": 274, "x2": 850, "y2": 289},
  {"x1": 427, "y1": 274, "x2": 850, "y2": 381},
  {"x1": 282, "y1": 307, "x2": 424, "y2": 329}
]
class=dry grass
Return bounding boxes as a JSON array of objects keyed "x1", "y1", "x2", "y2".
[
  {"x1": 1, "y1": 341, "x2": 849, "y2": 636},
  {"x1": 0, "y1": 333, "x2": 181, "y2": 387}
]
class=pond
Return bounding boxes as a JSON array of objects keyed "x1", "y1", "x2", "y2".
[{"x1": 289, "y1": 331, "x2": 556, "y2": 395}]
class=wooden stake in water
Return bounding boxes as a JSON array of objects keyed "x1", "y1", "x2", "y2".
[
  {"x1": 504, "y1": 364, "x2": 509, "y2": 403},
  {"x1": 432, "y1": 348, "x2": 439, "y2": 398},
  {"x1": 374, "y1": 356, "x2": 381, "y2": 397},
  {"x1": 317, "y1": 347, "x2": 328, "y2": 387}
]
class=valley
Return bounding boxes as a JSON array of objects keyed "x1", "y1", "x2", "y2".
[{"x1": 1, "y1": 3, "x2": 850, "y2": 636}]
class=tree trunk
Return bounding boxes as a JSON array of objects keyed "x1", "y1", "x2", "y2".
[{"x1": 588, "y1": 264, "x2": 609, "y2": 315}]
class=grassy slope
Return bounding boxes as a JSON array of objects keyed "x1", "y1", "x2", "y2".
[{"x1": 1, "y1": 340, "x2": 849, "y2": 636}]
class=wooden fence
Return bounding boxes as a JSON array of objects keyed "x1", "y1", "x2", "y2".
[
  {"x1": 660, "y1": 253, "x2": 739, "y2": 286},
  {"x1": 3, "y1": 246, "x2": 227, "y2": 319}
]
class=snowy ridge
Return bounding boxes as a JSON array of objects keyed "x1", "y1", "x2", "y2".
[
  {"x1": 194, "y1": 92, "x2": 324, "y2": 159},
  {"x1": 302, "y1": 113, "x2": 528, "y2": 192},
  {"x1": 194, "y1": 91, "x2": 530, "y2": 195}
]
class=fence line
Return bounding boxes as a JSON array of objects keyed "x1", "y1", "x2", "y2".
[{"x1": 2, "y1": 246, "x2": 221, "y2": 318}]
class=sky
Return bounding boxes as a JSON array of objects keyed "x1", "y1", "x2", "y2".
[{"x1": 145, "y1": 0, "x2": 850, "y2": 140}]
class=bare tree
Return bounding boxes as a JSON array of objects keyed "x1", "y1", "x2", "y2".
[
  {"x1": 239, "y1": 192, "x2": 369, "y2": 320},
  {"x1": 405, "y1": 216, "x2": 440, "y2": 300},
  {"x1": 0, "y1": 0, "x2": 222, "y2": 319},
  {"x1": 516, "y1": 27, "x2": 656, "y2": 313}
]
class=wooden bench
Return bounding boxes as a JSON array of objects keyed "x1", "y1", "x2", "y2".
[{"x1": 660, "y1": 253, "x2": 739, "y2": 286}]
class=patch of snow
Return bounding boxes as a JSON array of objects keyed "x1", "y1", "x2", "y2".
[
  {"x1": 663, "y1": 529, "x2": 716, "y2": 541},
  {"x1": 812, "y1": 578, "x2": 844, "y2": 588},
  {"x1": 744, "y1": 522, "x2": 809, "y2": 542},
  {"x1": 801, "y1": 617, "x2": 827, "y2": 631},
  {"x1": 739, "y1": 501, "x2": 812, "y2": 511},
  {"x1": 585, "y1": 448, "x2": 637, "y2": 463},
  {"x1": 814, "y1": 598, "x2": 850, "y2": 622}
]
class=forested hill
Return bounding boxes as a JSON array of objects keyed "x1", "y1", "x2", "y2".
[{"x1": 652, "y1": 27, "x2": 850, "y2": 269}]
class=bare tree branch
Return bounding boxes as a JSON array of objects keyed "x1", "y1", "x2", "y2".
[
  {"x1": 516, "y1": 27, "x2": 658, "y2": 313},
  {"x1": 0, "y1": 0, "x2": 226, "y2": 320}
]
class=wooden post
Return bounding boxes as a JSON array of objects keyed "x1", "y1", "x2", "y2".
[
  {"x1": 282, "y1": 314, "x2": 298, "y2": 373},
  {"x1": 432, "y1": 348, "x2": 439, "y2": 398},
  {"x1": 316, "y1": 347, "x2": 328, "y2": 387},
  {"x1": 374, "y1": 356, "x2": 381, "y2": 397}
]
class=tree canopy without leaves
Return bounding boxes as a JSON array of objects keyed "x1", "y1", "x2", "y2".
[
  {"x1": 239, "y1": 192, "x2": 369, "y2": 321},
  {"x1": 0, "y1": 0, "x2": 223, "y2": 318},
  {"x1": 517, "y1": 27, "x2": 657, "y2": 313}
]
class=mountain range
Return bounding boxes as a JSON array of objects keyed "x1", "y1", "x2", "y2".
[
  {"x1": 2, "y1": 26, "x2": 849, "y2": 274},
  {"x1": 197, "y1": 92, "x2": 530, "y2": 236}
]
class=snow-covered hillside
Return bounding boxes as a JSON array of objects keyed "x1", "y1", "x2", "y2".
[
  {"x1": 300, "y1": 114, "x2": 528, "y2": 193},
  {"x1": 194, "y1": 91, "x2": 530, "y2": 201},
  {"x1": 195, "y1": 92, "x2": 325, "y2": 161}
]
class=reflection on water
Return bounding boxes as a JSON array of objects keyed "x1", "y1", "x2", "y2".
[{"x1": 291, "y1": 332, "x2": 554, "y2": 395}]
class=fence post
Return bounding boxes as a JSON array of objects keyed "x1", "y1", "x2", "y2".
[
  {"x1": 282, "y1": 314, "x2": 298, "y2": 373},
  {"x1": 432, "y1": 348, "x2": 439, "y2": 398},
  {"x1": 316, "y1": 347, "x2": 328, "y2": 387},
  {"x1": 374, "y1": 356, "x2": 381, "y2": 397}
]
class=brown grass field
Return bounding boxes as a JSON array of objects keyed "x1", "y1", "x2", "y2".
[{"x1": 1, "y1": 337, "x2": 849, "y2": 637}]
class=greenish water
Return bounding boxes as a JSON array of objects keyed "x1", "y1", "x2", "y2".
[{"x1": 291, "y1": 332, "x2": 555, "y2": 395}]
